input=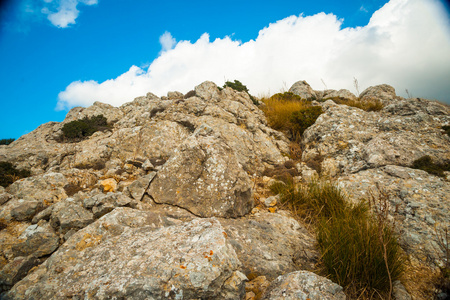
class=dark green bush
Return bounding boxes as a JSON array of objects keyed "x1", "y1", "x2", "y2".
[
  {"x1": 0, "y1": 161, "x2": 31, "y2": 187},
  {"x1": 289, "y1": 106, "x2": 323, "y2": 138},
  {"x1": 411, "y1": 155, "x2": 450, "y2": 177},
  {"x1": 271, "y1": 180, "x2": 405, "y2": 298},
  {"x1": 443, "y1": 125, "x2": 450, "y2": 136},
  {"x1": 221, "y1": 80, "x2": 259, "y2": 105},
  {"x1": 61, "y1": 115, "x2": 109, "y2": 141},
  {"x1": 0, "y1": 138, "x2": 15, "y2": 145}
]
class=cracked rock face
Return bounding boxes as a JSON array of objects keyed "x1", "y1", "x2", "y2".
[
  {"x1": 148, "y1": 125, "x2": 253, "y2": 218},
  {"x1": 5, "y1": 212, "x2": 245, "y2": 300},
  {"x1": 262, "y1": 270, "x2": 346, "y2": 300}
]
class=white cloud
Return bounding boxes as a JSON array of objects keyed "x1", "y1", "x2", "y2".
[
  {"x1": 57, "y1": 0, "x2": 450, "y2": 110},
  {"x1": 42, "y1": 0, "x2": 98, "y2": 28},
  {"x1": 159, "y1": 31, "x2": 177, "y2": 52}
]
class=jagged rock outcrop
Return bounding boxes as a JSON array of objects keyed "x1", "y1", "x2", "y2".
[{"x1": 1, "y1": 79, "x2": 448, "y2": 299}]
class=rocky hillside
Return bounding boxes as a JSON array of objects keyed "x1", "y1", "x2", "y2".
[{"x1": 0, "y1": 80, "x2": 449, "y2": 299}]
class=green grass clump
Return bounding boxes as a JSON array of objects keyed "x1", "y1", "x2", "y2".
[
  {"x1": 0, "y1": 161, "x2": 31, "y2": 187},
  {"x1": 221, "y1": 80, "x2": 259, "y2": 105},
  {"x1": 271, "y1": 180, "x2": 405, "y2": 298},
  {"x1": 61, "y1": 115, "x2": 109, "y2": 142},
  {"x1": 411, "y1": 155, "x2": 450, "y2": 177},
  {"x1": 0, "y1": 138, "x2": 15, "y2": 145}
]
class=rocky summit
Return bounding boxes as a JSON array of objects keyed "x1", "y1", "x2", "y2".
[{"x1": 0, "y1": 80, "x2": 449, "y2": 299}]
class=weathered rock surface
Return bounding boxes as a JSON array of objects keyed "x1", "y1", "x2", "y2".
[
  {"x1": 0, "y1": 81, "x2": 288, "y2": 176},
  {"x1": 220, "y1": 210, "x2": 317, "y2": 280},
  {"x1": 148, "y1": 125, "x2": 253, "y2": 218},
  {"x1": 6, "y1": 173, "x2": 68, "y2": 204},
  {"x1": 5, "y1": 211, "x2": 246, "y2": 300},
  {"x1": 262, "y1": 270, "x2": 346, "y2": 300},
  {"x1": 289, "y1": 80, "x2": 317, "y2": 100},
  {"x1": 302, "y1": 98, "x2": 450, "y2": 176},
  {"x1": 359, "y1": 84, "x2": 400, "y2": 105},
  {"x1": 339, "y1": 165, "x2": 450, "y2": 264},
  {"x1": 322, "y1": 89, "x2": 357, "y2": 101}
]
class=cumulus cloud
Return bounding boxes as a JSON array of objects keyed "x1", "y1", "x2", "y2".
[
  {"x1": 159, "y1": 31, "x2": 177, "y2": 52},
  {"x1": 42, "y1": 0, "x2": 98, "y2": 28},
  {"x1": 57, "y1": 0, "x2": 450, "y2": 110}
]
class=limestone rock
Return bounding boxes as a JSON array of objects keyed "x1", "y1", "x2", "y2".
[
  {"x1": 0, "y1": 255, "x2": 41, "y2": 293},
  {"x1": 6, "y1": 215, "x2": 245, "y2": 300},
  {"x1": 63, "y1": 101, "x2": 123, "y2": 124},
  {"x1": 301, "y1": 98, "x2": 450, "y2": 175},
  {"x1": 339, "y1": 165, "x2": 450, "y2": 264},
  {"x1": 322, "y1": 89, "x2": 357, "y2": 101},
  {"x1": 50, "y1": 199, "x2": 94, "y2": 234},
  {"x1": 262, "y1": 271, "x2": 346, "y2": 300},
  {"x1": 6, "y1": 172, "x2": 68, "y2": 205},
  {"x1": 0, "y1": 193, "x2": 11, "y2": 206},
  {"x1": 10, "y1": 200, "x2": 41, "y2": 221},
  {"x1": 148, "y1": 125, "x2": 253, "y2": 218},
  {"x1": 219, "y1": 210, "x2": 317, "y2": 280},
  {"x1": 359, "y1": 84, "x2": 399, "y2": 105},
  {"x1": 289, "y1": 80, "x2": 317, "y2": 100},
  {"x1": 10, "y1": 223, "x2": 59, "y2": 258},
  {"x1": 83, "y1": 192, "x2": 135, "y2": 218}
]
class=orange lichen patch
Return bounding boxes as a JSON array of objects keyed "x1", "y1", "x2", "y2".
[
  {"x1": 180, "y1": 265, "x2": 186, "y2": 269},
  {"x1": 75, "y1": 233, "x2": 102, "y2": 251},
  {"x1": 268, "y1": 207, "x2": 277, "y2": 213}
]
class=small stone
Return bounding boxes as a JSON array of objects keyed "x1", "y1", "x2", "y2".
[
  {"x1": 264, "y1": 195, "x2": 278, "y2": 207},
  {"x1": 100, "y1": 178, "x2": 117, "y2": 193}
]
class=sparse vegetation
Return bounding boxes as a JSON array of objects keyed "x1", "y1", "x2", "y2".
[
  {"x1": 411, "y1": 155, "x2": 450, "y2": 177},
  {"x1": 434, "y1": 226, "x2": 450, "y2": 299},
  {"x1": 60, "y1": 115, "x2": 110, "y2": 142},
  {"x1": 261, "y1": 92, "x2": 322, "y2": 141},
  {"x1": 323, "y1": 96, "x2": 384, "y2": 112},
  {"x1": 0, "y1": 138, "x2": 15, "y2": 145},
  {"x1": 442, "y1": 125, "x2": 450, "y2": 136},
  {"x1": 0, "y1": 161, "x2": 31, "y2": 187},
  {"x1": 271, "y1": 180, "x2": 405, "y2": 298},
  {"x1": 220, "y1": 80, "x2": 259, "y2": 105}
]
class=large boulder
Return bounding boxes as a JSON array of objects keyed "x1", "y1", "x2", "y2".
[
  {"x1": 289, "y1": 80, "x2": 317, "y2": 100},
  {"x1": 359, "y1": 84, "x2": 399, "y2": 105},
  {"x1": 6, "y1": 211, "x2": 246, "y2": 300},
  {"x1": 148, "y1": 125, "x2": 253, "y2": 218}
]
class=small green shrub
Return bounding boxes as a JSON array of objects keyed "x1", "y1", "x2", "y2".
[
  {"x1": 0, "y1": 138, "x2": 15, "y2": 145},
  {"x1": 271, "y1": 180, "x2": 405, "y2": 298},
  {"x1": 411, "y1": 155, "x2": 450, "y2": 177},
  {"x1": 61, "y1": 115, "x2": 109, "y2": 142},
  {"x1": 221, "y1": 80, "x2": 259, "y2": 105},
  {"x1": 0, "y1": 161, "x2": 31, "y2": 187},
  {"x1": 290, "y1": 106, "x2": 323, "y2": 138},
  {"x1": 442, "y1": 125, "x2": 450, "y2": 136}
]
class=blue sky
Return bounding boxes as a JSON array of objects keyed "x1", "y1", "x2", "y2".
[{"x1": 0, "y1": 0, "x2": 449, "y2": 139}]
